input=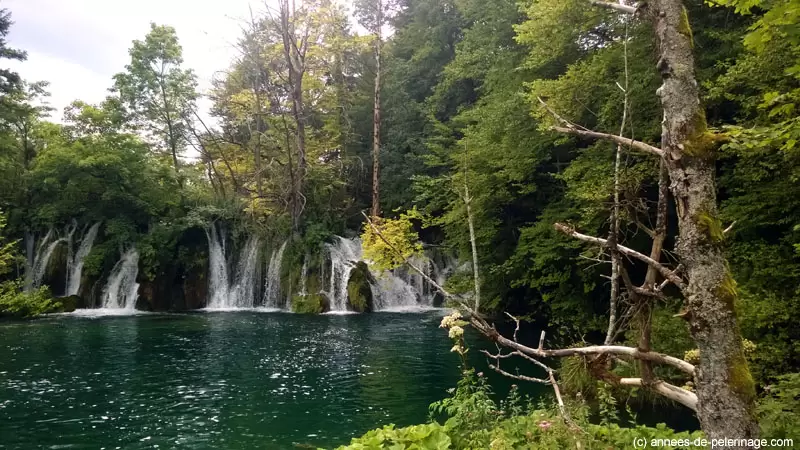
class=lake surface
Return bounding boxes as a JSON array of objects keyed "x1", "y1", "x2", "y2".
[{"x1": 0, "y1": 310, "x2": 473, "y2": 449}]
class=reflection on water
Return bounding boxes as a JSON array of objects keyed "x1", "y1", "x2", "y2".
[{"x1": 0, "y1": 311, "x2": 476, "y2": 449}]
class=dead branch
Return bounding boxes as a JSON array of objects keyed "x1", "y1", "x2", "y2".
[
  {"x1": 551, "y1": 127, "x2": 663, "y2": 157},
  {"x1": 723, "y1": 221, "x2": 736, "y2": 234},
  {"x1": 538, "y1": 96, "x2": 662, "y2": 157},
  {"x1": 589, "y1": 0, "x2": 637, "y2": 14},
  {"x1": 471, "y1": 317, "x2": 694, "y2": 375},
  {"x1": 554, "y1": 223, "x2": 685, "y2": 290},
  {"x1": 619, "y1": 378, "x2": 697, "y2": 410}
]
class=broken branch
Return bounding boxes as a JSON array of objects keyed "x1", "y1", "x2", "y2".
[
  {"x1": 554, "y1": 223, "x2": 685, "y2": 290},
  {"x1": 589, "y1": 0, "x2": 637, "y2": 14},
  {"x1": 551, "y1": 126, "x2": 664, "y2": 157}
]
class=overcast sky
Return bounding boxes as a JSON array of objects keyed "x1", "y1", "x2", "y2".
[{"x1": 4, "y1": 0, "x2": 273, "y2": 123}]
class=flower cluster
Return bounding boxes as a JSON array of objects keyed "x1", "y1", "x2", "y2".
[
  {"x1": 440, "y1": 311, "x2": 469, "y2": 356},
  {"x1": 439, "y1": 311, "x2": 463, "y2": 329}
]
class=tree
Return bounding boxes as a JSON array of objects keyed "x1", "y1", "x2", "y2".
[
  {"x1": 354, "y1": 0, "x2": 390, "y2": 217},
  {"x1": 112, "y1": 23, "x2": 198, "y2": 185},
  {"x1": 537, "y1": 0, "x2": 760, "y2": 444},
  {"x1": 0, "y1": 8, "x2": 26, "y2": 97}
]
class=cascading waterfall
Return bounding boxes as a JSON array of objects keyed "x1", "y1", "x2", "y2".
[
  {"x1": 26, "y1": 229, "x2": 67, "y2": 292},
  {"x1": 299, "y1": 254, "x2": 309, "y2": 296},
  {"x1": 205, "y1": 223, "x2": 262, "y2": 309},
  {"x1": 371, "y1": 254, "x2": 445, "y2": 310},
  {"x1": 65, "y1": 222, "x2": 101, "y2": 296},
  {"x1": 205, "y1": 223, "x2": 229, "y2": 309},
  {"x1": 229, "y1": 235, "x2": 261, "y2": 308},
  {"x1": 263, "y1": 241, "x2": 288, "y2": 309},
  {"x1": 101, "y1": 248, "x2": 140, "y2": 310},
  {"x1": 324, "y1": 236, "x2": 456, "y2": 312},
  {"x1": 325, "y1": 237, "x2": 363, "y2": 312}
]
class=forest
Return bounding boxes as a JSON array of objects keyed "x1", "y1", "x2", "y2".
[{"x1": 0, "y1": 0, "x2": 799, "y2": 448}]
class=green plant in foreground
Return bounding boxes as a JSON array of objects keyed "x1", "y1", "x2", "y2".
[
  {"x1": 0, "y1": 281, "x2": 61, "y2": 318},
  {"x1": 337, "y1": 315, "x2": 710, "y2": 450}
]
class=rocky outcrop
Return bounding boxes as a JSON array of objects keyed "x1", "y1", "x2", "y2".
[{"x1": 346, "y1": 261, "x2": 374, "y2": 312}]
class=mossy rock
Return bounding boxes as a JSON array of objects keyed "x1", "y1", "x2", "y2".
[
  {"x1": 59, "y1": 295, "x2": 80, "y2": 313},
  {"x1": 292, "y1": 293, "x2": 329, "y2": 314},
  {"x1": 346, "y1": 261, "x2": 373, "y2": 312}
]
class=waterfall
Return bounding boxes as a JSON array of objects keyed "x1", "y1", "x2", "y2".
[
  {"x1": 325, "y1": 237, "x2": 363, "y2": 312},
  {"x1": 229, "y1": 235, "x2": 260, "y2": 308},
  {"x1": 206, "y1": 223, "x2": 229, "y2": 309},
  {"x1": 66, "y1": 222, "x2": 101, "y2": 296},
  {"x1": 323, "y1": 236, "x2": 456, "y2": 312},
  {"x1": 263, "y1": 241, "x2": 288, "y2": 309},
  {"x1": 299, "y1": 254, "x2": 309, "y2": 296},
  {"x1": 27, "y1": 229, "x2": 67, "y2": 292},
  {"x1": 101, "y1": 248, "x2": 140, "y2": 310},
  {"x1": 205, "y1": 223, "x2": 262, "y2": 309}
]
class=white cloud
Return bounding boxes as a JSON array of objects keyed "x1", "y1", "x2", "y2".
[{"x1": 4, "y1": 0, "x2": 265, "y2": 121}]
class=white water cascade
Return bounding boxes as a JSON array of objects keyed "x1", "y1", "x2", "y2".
[
  {"x1": 263, "y1": 241, "x2": 288, "y2": 308},
  {"x1": 229, "y1": 236, "x2": 261, "y2": 307},
  {"x1": 205, "y1": 224, "x2": 262, "y2": 309},
  {"x1": 324, "y1": 236, "x2": 455, "y2": 312},
  {"x1": 371, "y1": 254, "x2": 451, "y2": 310},
  {"x1": 65, "y1": 222, "x2": 101, "y2": 296},
  {"x1": 299, "y1": 254, "x2": 309, "y2": 296},
  {"x1": 25, "y1": 229, "x2": 67, "y2": 292},
  {"x1": 206, "y1": 224, "x2": 229, "y2": 309},
  {"x1": 101, "y1": 248, "x2": 140, "y2": 310},
  {"x1": 325, "y1": 237, "x2": 363, "y2": 311}
]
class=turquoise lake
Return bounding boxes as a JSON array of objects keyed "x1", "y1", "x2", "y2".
[{"x1": 0, "y1": 311, "x2": 475, "y2": 449}]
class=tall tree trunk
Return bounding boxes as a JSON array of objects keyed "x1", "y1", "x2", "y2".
[
  {"x1": 370, "y1": 0, "x2": 383, "y2": 218},
  {"x1": 280, "y1": 0, "x2": 307, "y2": 232},
  {"x1": 291, "y1": 81, "x2": 307, "y2": 229},
  {"x1": 158, "y1": 78, "x2": 182, "y2": 187},
  {"x1": 253, "y1": 89, "x2": 265, "y2": 199},
  {"x1": 649, "y1": 0, "x2": 759, "y2": 444}
]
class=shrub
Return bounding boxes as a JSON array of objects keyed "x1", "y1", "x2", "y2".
[{"x1": 0, "y1": 281, "x2": 62, "y2": 318}]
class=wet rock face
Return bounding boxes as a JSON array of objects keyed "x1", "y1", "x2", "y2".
[
  {"x1": 183, "y1": 270, "x2": 208, "y2": 310},
  {"x1": 136, "y1": 226, "x2": 209, "y2": 311},
  {"x1": 346, "y1": 261, "x2": 374, "y2": 313},
  {"x1": 136, "y1": 261, "x2": 208, "y2": 312}
]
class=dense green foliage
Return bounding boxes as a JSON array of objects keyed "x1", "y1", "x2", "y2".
[
  {"x1": 339, "y1": 366, "x2": 800, "y2": 450},
  {"x1": 0, "y1": 208, "x2": 60, "y2": 317}
]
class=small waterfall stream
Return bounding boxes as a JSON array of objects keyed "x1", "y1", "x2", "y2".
[
  {"x1": 205, "y1": 223, "x2": 262, "y2": 309},
  {"x1": 263, "y1": 241, "x2": 288, "y2": 309},
  {"x1": 206, "y1": 223, "x2": 229, "y2": 309},
  {"x1": 299, "y1": 254, "x2": 309, "y2": 296},
  {"x1": 66, "y1": 222, "x2": 101, "y2": 296},
  {"x1": 26, "y1": 229, "x2": 68, "y2": 292},
  {"x1": 101, "y1": 248, "x2": 140, "y2": 310}
]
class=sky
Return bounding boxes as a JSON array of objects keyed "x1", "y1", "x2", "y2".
[{"x1": 4, "y1": 0, "x2": 272, "y2": 123}]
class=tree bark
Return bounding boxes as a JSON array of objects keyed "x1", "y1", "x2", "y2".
[
  {"x1": 648, "y1": 0, "x2": 759, "y2": 444},
  {"x1": 370, "y1": 0, "x2": 383, "y2": 218}
]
